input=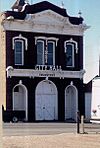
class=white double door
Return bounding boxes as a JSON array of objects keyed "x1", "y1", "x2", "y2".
[{"x1": 35, "y1": 81, "x2": 58, "y2": 121}]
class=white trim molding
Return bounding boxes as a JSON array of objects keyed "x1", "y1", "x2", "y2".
[
  {"x1": 6, "y1": 66, "x2": 85, "y2": 79},
  {"x1": 35, "y1": 36, "x2": 59, "y2": 46},
  {"x1": 12, "y1": 34, "x2": 28, "y2": 50},
  {"x1": 64, "y1": 38, "x2": 78, "y2": 54}
]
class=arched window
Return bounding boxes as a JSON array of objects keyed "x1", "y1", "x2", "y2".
[
  {"x1": 35, "y1": 37, "x2": 58, "y2": 66},
  {"x1": 12, "y1": 34, "x2": 28, "y2": 65},
  {"x1": 64, "y1": 38, "x2": 78, "y2": 67}
]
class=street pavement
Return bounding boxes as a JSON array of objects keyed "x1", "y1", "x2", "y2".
[{"x1": 3, "y1": 122, "x2": 100, "y2": 136}]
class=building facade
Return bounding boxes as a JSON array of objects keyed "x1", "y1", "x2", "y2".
[{"x1": 0, "y1": 0, "x2": 88, "y2": 122}]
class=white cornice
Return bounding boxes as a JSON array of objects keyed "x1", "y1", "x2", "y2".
[
  {"x1": 6, "y1": 66, "x2": 85, "y2": 79},
  {"x1": 2, "y1": 20, "x2": 87, "y2": 36},
  {"x1": 1, "y1": 10, "x2": 89, "y2": 36}
]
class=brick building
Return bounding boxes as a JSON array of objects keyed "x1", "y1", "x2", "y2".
[{"x1": 0, "y1": 0, "x2": 88, "y2": 122}]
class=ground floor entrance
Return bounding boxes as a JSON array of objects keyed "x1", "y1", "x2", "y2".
[
  {"x1": 5, "y1": 78, "x2": 83, "y2": 122},
  {"x1": 65, "y1": 85, "x2": 78, "y2": 121},
  {"x1": 35, "y1": 80, "x2": 58, "y2": 120}
]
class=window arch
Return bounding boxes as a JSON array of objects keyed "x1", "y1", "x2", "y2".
[
  {"x1": 12, "y1": 34, "x2": 28, "y2": 65},
  {"x1": 64, "y1": 38, "x2": 78, "y2": 67}
]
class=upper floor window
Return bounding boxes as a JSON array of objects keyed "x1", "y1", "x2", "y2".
[
  {"x1": 65, "y1": 43, "x2": 74, "y2": 67},
  {"x1": 14, "y1": 40, "x2": 24, "y2": 65},
  {"x1": 12, "y1": 34, "x2": 28, "y2": 66},
  {"x1": 37, "y1": 40, "x2": 44, "y2": 65},
  {"x1": 64, "y1": 38, "x2": 78, "y2": 67},
  {"x1": 47, "y1": 41, "x2": 55, "y2": 65},
  {"x1": 35, "y1": 37, "x2": 58, "y2": 66}
]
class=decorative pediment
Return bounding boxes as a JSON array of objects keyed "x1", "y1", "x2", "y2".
[
  {"x1": 25, "y1": 10, "x2": 73, "y2": 27},
  {"x1": 2, "y1": 9, "x2": 89, "y2": 36}
]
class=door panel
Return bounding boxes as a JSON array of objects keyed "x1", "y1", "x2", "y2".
[
  {"x1": 36, "y1": 95, "x2": 44, "y2": 120},
  {"x1": 44, "y1": 95, "x2": 55, "y2": 120},
  {"x1": 36, "y1": 94, "x2": 56, "y2": 120}
]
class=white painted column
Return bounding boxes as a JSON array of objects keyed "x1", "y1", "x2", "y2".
[{"x1": 0, "y1": 105, "x2": 3, "y2": 147}]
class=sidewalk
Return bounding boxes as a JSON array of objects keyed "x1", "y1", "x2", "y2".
[{"x1": 3, "y1": 133, "x2": 100, "y2": 148}]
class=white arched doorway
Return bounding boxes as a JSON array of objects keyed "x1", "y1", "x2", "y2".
[
  {"x1": 35, "y1": 80, "x2": 58, "y2": 120},
  {"x1": 65, "y1": 85, "x2": 78, "y2": 121},
  {"x1": 13, "y1": 84, "x2": 28, "y2": 121}
]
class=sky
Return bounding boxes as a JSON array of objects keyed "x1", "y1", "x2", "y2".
[{"x1": 1, "y1": 0, "x2": 100, "y2": 83}]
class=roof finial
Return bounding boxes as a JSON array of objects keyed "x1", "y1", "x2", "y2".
[
  {"x1": 61, "y1": 1, "x2": 64, "y2": 9},
  {"x1": 78, "y1": 10, "x2": 82, "y2": 17},
  {"x1": 31, "y1": 0, "x2": 33, "y2": 4}
]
